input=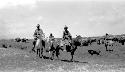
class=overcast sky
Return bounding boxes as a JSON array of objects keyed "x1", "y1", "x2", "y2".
[{"x1": 0, "y1": 0, "x2": 125, "y2": 39}]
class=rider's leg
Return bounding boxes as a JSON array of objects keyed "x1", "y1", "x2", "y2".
[{"x1": 32, "y1": 40, "x2": 37, "y2": 52}]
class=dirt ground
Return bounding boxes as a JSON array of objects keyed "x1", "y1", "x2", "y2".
[{"x1": 0, "y1": 41, "x2": 125, "y2": 72}]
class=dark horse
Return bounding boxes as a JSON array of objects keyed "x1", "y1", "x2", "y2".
[
  {"x1": 47, "y1": 39, "x2": 63, "y2": 60},
  {"x1": 69, "y1": 37, "x2": 82, "y2": 61},
  {"x1": 54, "y1": 36, "x2": 82, "y2": 61}
]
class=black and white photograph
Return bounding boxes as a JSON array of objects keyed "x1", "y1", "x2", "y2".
[{"x1": 0, "y1": 0, "x2": 125, "y2": 72}]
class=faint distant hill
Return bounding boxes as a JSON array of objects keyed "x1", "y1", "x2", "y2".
[{"x1": 1, "y1": 33, "x2": 125, "y2": 41}]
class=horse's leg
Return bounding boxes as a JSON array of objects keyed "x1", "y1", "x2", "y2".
[
  {"x1": 56, "y1": 52, "x2": 59, "y2": 59},
  {"x1": 56, "y1": 48, "x2": 60, "y2": 60},
  {"x1": 36, "y1": 39, "x2": 43, "y2": 58},
  {"x1": 71, "y1": 50, "x2": 75, "y2": 61},
  {"x1": 37, "y1": 48, "x2": 40, "y2": 58},
  {"x1": 40, "y1": 47, "x2": 43, "y2": 58},
  {"x1": 49, "y1": 43, "x2": 54, "y2": 60},
  {"x1": 70, "y1": 53, "x2": 73, "y2": 61},
  {"x1": 70, "y1": 46, "x2": 77, "y2": 61},
  {"x1": 32, "y1": 41, "x2": 36, "y2": 52},
  {"x1": 52, "y1": 51, "x2": 55, "y2": 60},
  {"x1": 55, "y1": 45, "x2": 62, "y2": 60},
  {"x1": 105, "y1": 44, "x2": 108, "y2": 51},
  {"x1": 51, "y1": 50, "x2": 55, "y2": 60}
]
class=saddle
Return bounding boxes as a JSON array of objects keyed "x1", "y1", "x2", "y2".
[{"x1": 63, "y1": 39, "x2": 71, "y2": 46}]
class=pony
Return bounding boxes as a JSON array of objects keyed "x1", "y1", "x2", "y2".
[
  {"x1": 32, "y1": 35, "x2": 46, "y2": 58},
  {"x1": 57, "y1": 35, "x2": 82, "y2": 61},
  {"x1": 46, "y1": 39, "x2": 63, "y2": 60}
]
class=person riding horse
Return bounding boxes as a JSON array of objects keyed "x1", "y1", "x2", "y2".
[
  {"x1": 49, "y1": 33, "x2": 55, "y2": 48},
  {"x1": 32, "y1": 24, "x2": 45, "y2": 52},
  {"x1": 49, "y1": 33, "x2": 55, "y2": 43},
  {"x1": 62, "y1": 25, "x2": 72, "y2": 43},
  {"x1": 62, "y1": 25, "x2": 72, "y2": 52}
]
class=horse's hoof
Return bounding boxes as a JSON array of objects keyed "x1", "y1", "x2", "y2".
[{"x1": 70, "y1": 59, "x2": 73, "y2": 62}]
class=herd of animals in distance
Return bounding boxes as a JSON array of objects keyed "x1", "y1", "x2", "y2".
[{"x1": 0, "y1": 33, "x2": 125, "y2": 61}]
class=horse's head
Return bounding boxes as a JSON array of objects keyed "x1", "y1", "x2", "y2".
[{"x1": 73, "y1": 36, "x2": 83, "y2": 47}]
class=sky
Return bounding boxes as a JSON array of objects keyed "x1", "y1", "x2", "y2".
[{"x1": 0, "y1": 0, "x2": 125, "y2": 39}]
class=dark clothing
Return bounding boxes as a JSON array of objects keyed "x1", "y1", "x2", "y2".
[{"x1": 63, "y1": 30, "x2": 72, "y2": 41}]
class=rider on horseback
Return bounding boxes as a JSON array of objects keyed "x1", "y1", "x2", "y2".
[
  {"x1": 62, "y1": 25, "x2": 72, "y2": 45},
  {"x1": 33, "y1": 24, "x2": 44, "y2": 39},
  {"x1": 32, "y1": 24, "x2": 45, "y2": 51},
  {"x1": 49, "y1": 33, "x2": 55, "y2": 46},
  {"x1": 49, "y1": 33, "x2": 55, "y2": 41}
]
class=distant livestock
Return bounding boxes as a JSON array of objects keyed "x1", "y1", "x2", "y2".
[
  {"x1": 15, "y1": 38, "x2": 28, "y2": 43},
  {"x1": 82, "y1": 38, "x2": 96, "y2": 46},
  {"x1": 15, "y1": 38, "x2": 21, "y2": 42},
  {"x1": 88, "y1": 50, "x2": 101, "y2": 56},
  {"x1": 2, "y1": 44, "x2": 7, "y2": 48},
  {"x1": 118, "y1": 37, "x2": 125, "y2": 45}
]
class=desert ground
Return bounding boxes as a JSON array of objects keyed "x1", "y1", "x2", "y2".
[{"x1": 0, "y1": 39, "x2": 125, "y2": 72}]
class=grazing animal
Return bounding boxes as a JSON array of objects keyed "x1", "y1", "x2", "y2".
[
  {"x1": 88, "y1": 50, "x2": 101, "y2": 56},
  {"x1": 105, "y1": 40, "x2": 114, "y2": 51},
  {"x1": 2, "y1": 44, "x2": 7, "y2": 48},
  {"x1": 21, "y1": 38, "x2": 28, "y2": 43},
  {"x1": 107, "y1": 40, "x2": 114, "y2": 46},
  {"x1": 15, "y1": 38, "x2": 21, "y2": 42},
  {"x1": 118, "y1": 37, "x2": 125, "y2": 45}
]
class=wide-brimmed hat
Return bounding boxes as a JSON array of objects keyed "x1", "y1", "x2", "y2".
[
  {"x1": 36, "y1": 24, "x2": 40, "y2": 27},
  {"x1": 64, "y1": 25, "x2": 68, "y2": 29}
]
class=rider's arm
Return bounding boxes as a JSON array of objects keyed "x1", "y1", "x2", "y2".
[
  {"x1": 33, "y1": 30, "x2": 37, "y2": 37},
  {"x1": 62, "y1": 31, "x2": 65, "y2": 39},
  {"x1": 68, "y1": 31, "x2": 72, "y2": 39},
  {"x1": 39, "y1": 29, "x2": 44, "y2": 37},
  {"x1": 68, "y1": 32, "x2": 71, "y2": 36}
]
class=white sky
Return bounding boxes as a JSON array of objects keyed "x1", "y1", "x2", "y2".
[{"x1": 0, "y1": 0, "x2": 125, "y2": 39}]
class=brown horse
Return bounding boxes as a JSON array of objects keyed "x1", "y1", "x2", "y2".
[
  {"x1": 57, "y1": 36, "x2": 82, "y2": 61},
  {"x1": 47, "y1": 39, "x2": 63, "y2": 60}
]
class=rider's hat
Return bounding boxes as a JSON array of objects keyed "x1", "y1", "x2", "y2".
[
  {"x1": 36, "y1": 24, "x2": 40, "y2": 27},
  {"x1": 64, "y1": 25, "x2": 68, "y2": 29}
]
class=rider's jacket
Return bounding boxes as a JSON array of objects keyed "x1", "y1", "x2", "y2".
[
  {"x1": 33, "y1": 28, "x2": 44, "y2": 40},
  {"x1": 49, "y1": 35, "x2": 55, "y2": 41},
  {"x1": 63, "y1": 30, "x2": 72, "y2": 41}
]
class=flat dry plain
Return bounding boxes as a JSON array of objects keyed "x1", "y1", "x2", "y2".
[{"x1": 0, "y1": 39, "x2": 125, "y2": 72}]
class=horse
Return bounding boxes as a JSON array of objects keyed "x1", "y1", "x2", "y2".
[
  {"x1": 58, "y1": 36, "x2": 82, "y2": 61},
  {"x1": 32, "y1": 35, "x2": 46, "y2": 58},
  {"x1": 46, "y1": 38, "x2": 63, "y2": 60}
]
